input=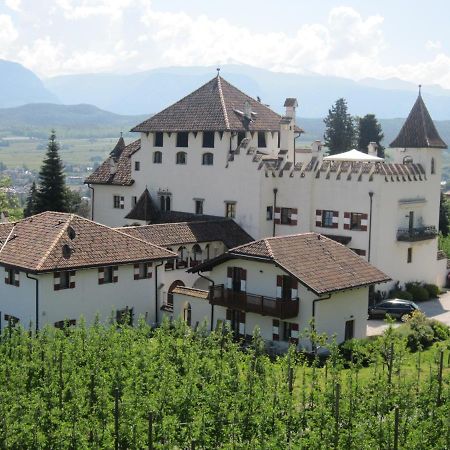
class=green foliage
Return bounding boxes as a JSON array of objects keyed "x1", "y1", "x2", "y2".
[
  {"x1": 429, "y1": 319, "x2": 450, "y2": 341},
  {"x1": 0, "y1": 176, "x2": 22, "y2": 221},
  {"x1": 35, "y1": 131, "x2": 69, "y2": 213},
  {"x1": 0, "y1": 320, "x2": 449, "y2": 448},
  {"x1": 405, "y1": 282, "x2": 430, "y2": 302},
  {"x1": 439, "y1": 191, "x2": 450, "y2": 237},
  {"x1": 423, "y1": 283, "x2": 440, "y2": 298},
  {"x1": 405, "y1": 311, "x2": 435, "y2": 352},
  {"x1": 357, "y1": 113, "x2": 385, "y2": 157},
  {"x1": 23, "y1": 181, "x2": 38, "y2": 218},
  {"x1": 323, "y1": 98, "x2": 356, "y2": 155},
  {"x1": 389, "y1": 289, "x2": 413, "y2": 301}
]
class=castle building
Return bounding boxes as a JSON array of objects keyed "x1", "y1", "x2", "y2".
[{"x1": 85, "y1": 75, "x2": 448, "y2": 294}]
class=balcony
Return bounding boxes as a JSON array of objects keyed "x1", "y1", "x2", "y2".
[
  {"x1": 209, "y1": 285, "x2": 299, "y2": 320},
  {"x1": 397, "y1": 226, "x2": 438, "y2": 242}
]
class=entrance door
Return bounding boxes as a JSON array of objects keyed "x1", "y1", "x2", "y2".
[
  {"x1": 231, "y1": 267, "x2": 242, "y2": 292},
  {"x1": 344, "y1": 320, "x2": 355, "y2": 341}
]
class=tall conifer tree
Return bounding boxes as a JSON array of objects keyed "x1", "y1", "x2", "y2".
[
  {"x1": 35, "y1": 131, "x2": 68, "y2": 213},
  {"x1": 357, "y1": 114, "x2": 385, "y2": 157},
  {"x1": 23, "y1": 181, "x2": 38, "y2": 217},
  {"x1": 323, "y1": 98, "x2": 355, "y2": 155}
]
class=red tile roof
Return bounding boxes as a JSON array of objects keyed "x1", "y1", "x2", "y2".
[{"x1": 0, "y1": 212, "x2": 175, "y2": 273}]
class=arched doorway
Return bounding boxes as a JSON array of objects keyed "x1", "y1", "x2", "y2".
[{"x1": 167, "y1": 280, "x2": 185, "y2": 309}]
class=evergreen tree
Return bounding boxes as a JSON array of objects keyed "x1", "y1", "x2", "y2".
[
  {"x1": 357, "y1": 114, "x2": 385, "y2": 157},
  {"x1": 439, "y1": 191, "x2": 450, "y2": 236},
  {"x1": 35, "y1": 131, "x2": 68, "y2": 213},
  {"x1": 323, "y1": 98, "x2": 355, "y2": 155},
  {"x1": 23, "y1": 181, "x2": 38, "y2": 217}
]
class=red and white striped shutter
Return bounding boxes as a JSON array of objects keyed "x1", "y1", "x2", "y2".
[
  {"x1": 291, "y1": 279, "x2": 298, "y2": 300},
  {"x1": 119, "y1": 197, "x2": 124, "y2": 209},
  {"x1": 315, "y1": 209, "x2": 322, "y2": 226},
  {"x1": 290, "y1": 208, "x2": 298, "y2": 226},
  {"x1": 69, "y1": 271, "x2": 76, "y2": 289},
  {"x1": 225, "y1": 309, "x2": 232, "y2": 327},
  {"x1": 227, "y1": 267, "x2": 233, "y2": 289},
  {"x1": 332, "y1": 211, "x2": 339, "y2": 228},
  {"x1": 274, "y1": 207, "x2": 281, "y2": 225},
  {"x1": 290, "y1": 323, "x2": 299, "y2": 344},
  {"x1": 4, "y1": 267, "x2": 8, "y2": 284},
  {"x1": 276, "y1": 275, "x2": 283, "y2": 299},
  {"x1": 343, "y1": 212, "x2": 350, "y2": 230},
  {"x1": 98, "y1": 267, "x2": 105, "y2": 285},
  {"x1": 14, "y1": 270, "x2": 19, "y2": 287},
  {"x1": 239, "y1": 312, "x2": 245, "y2": 337},
  {"x1": 113, "y1": 266, "x2": 119, "y2": 283},
  {"x1": 134, "y1": 263, "x2": 140, "y2": 280},
  {"x1": 147, "y1": 262, "x2": 153, "y2": 279},
  {"x1": 240, "y1": 268, "x2": 247, "y2": 292},
  {"x1": 54, "y1": 271, "x2": 61, "y2": 291},
  {"x1": 361, "y1": 213, "x2": 368, "y2": 231},
  {"x1": 272, "y1": 319, "x2": 280, "y2": 341}
]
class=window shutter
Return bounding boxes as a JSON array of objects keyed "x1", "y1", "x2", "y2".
[
  {"x1": 98, "y1": 267, "x2": 105, "y2": 285},
  {"x1": 332, "y1": 211, "x2": 339, "y2": 228},
  {"x1": 289, "y1": 208, "x2": 298, "y2": 226},
  {"x1": 225, "y1": 309, "x2": 232, "y2": 327},
  {"x1": 239, "y1": 312, "x2": 245, "y2": 337},
  {"x1": 291, "y1": 279, "x2": 298, "y2": 300},
  {"x1": 361, "y1": 213, "x2": 369, "y2": 231},
  {"x1": 4, "y1": 267, "x2": 8, "y2": 284},
  {"x1": 69, "y1": 271, "x2": 76, "y2": 289},
  {"x1": 274, "y1": 207, "x2": 281, "y2": 225},
  {"x1": 14, "y1": 270, "x2": 19, "y2": 287},
  {"x1": 54, "y1": 271, "x2": 61, "y2": 291},
  {"x1": 147, "y1": 262, "x2": 153, "y2": 279},
  {"x1": 272, "y1": 319, "x2": 280, "y2": 341},
  {"x1": 227, "y1": 267, "x2": 233, "y2": 289},
  {"x1": 290, "y1": 323, "x2": 299, "y2": 345},
  {"x1": 344, "y1": 212, "x2": 350, "y2": 230},
  {"x1": 134, "y1": 263, "x2": 140, "y2": 280},
  {"x1": 240, "y1": 268, "x2": 247, "y2": 292},
  {"x1": 276, "y1": 275, "x2": 283, "y2": 299},
  {"x1": 315, "y1": 209, "x2": 322, "y2": 227},
  {"x1": 113, "y1": 266, "x2": 119, "y2": 283}
]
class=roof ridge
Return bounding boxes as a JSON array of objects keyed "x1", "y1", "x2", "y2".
[
  {"x1": 113, "y1": 227, "x2": 176, "y2": 256},
  {"x1": 217, "y1": 76, "x2": 230, "y2": 130},
  {"x1": 35, "y1": 213, "x2": 74, "y2": 271},
  {"x1": 264, "y1": 239, "x2": 275, "y2": 259}
]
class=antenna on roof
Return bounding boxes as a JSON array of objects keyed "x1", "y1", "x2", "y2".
[
  {"x1": 120, "y1": 131, "x2": 123, "y2": 137},
  {"x1": 418, "y1": 84, "x2": 422, "y2": 96},
  {"x1": 216, "y1": 67, "x2": 220, "y2": 77}
]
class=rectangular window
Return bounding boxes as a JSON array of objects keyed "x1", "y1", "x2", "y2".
[
  {"x1": 116, "y1": 307, "x2": 134, "y2": 326},
  {"x1": 350, "y1": 213, "x2": 363, "y2": 230},
  {"x1": 134, "y1": 161, "x2": 140, "y2": 171},
  {"x1": 225, "y1": 201, "x2": 236, "y2": 218},
  {"x1": 176, "y1": 132, "x2": 189, "y2": 147},
  {"x1": 113, "y1": 195, "x2": 124, "y2": 209},
  {"x1": 345, "y1": 320, "x2": 355, "y2": 341},
  {"x1": 5, "y1": 268, "x2": 19, "y2": 287},
  {"x1": 195, "y1": 199, "x2": 204, "y2": 215},
  {"x1": 132, "y1": 196, "x2": 137, "y2": 206},
  {"x1": 282, "y1": 322, "x2": 293, "y2": 342},
  {"x1": 407, "y1": 247, "x2": 412, "y2": 263},
  {"x1": 321, "y1": 210, "x2": 334, "y2": 228},
  {"x1": 134, "y1": 262, "x2": 151, "y2": 280},
  {"x1": 257, "y1": 131, "x2": 267, "y2": 148},
  {"x1": 99, "y1": 266, "x2": 117, "y2": 284},
  {"x1": 60, "y1": 271, "x2": 71, "y2": 290},
  {"x1": 266, "y1": 206, "x2": 273, "y2": 220},
  {"x1": 154, "y1": 132, "x2": 163, "y2": 147},
  {"x1": 281, "y1": 208, "x2": 292, "y2": 225},
  {"x1": 202, "y1": 131, "x2": 215, "y2": 148}
]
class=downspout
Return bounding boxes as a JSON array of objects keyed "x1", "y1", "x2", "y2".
[
  {"x1": 272, "y1": 188, "x2": 278, "y2": 237},
  {"x1": 311, "y1": 293, "x2": 332, "y2": 354},
  {"x1": 87, "y1": 184, "x2": 95, "y2": 221},
  {"x1": 368, "y1": 192, "x2": 374, "y2": 263},
  {"x1": 154, "y1": 261, "x2": 164, "y2": 326},
  {"x1": 198, "y1": 271, "x2": 215, "y2": 332},
  {"x1": 26, "y1": 273, "x2": 39, "y2": 332}
]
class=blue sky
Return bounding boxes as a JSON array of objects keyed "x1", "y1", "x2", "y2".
[{"x1": 0, "y1": 0, "x2": 449, "y2": 87}]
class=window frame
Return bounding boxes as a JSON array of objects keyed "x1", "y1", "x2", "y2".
[
  {"x1": 321, "y1": 210, "x2": 334, "y2": 228},
  {"x1": 202, "y1": 152, "x2": 214, "y2": 166},
  {"x1": 153, "y1": 151, "x2": 162, "y2": 164},
  {"x1": 257, "y1": 131, "x2": 267, "y2": 148},
  {"x1": 176, "y1": 151, "x2": 187, "y2": 165},
  {"x1": 113, "y1": 195, "x2": 124, "y2": 209},
  {"x1": 266, "y1": 206, "x2": 273, "y2": 221},
  {"x1": 280, "y1": 207, "x2": 292, "y2": 225},
  {"x1": 350, "y1": 212, "x2": 364, "y2": 230},
  {"x1": 407, "y1": 247, "x2": 412, "y2": 263},
  {"x1": 134, "y1": 161, "x2": 140, "y2": 171},
  {"x1": 176, "y1": 132, "x2": 189, "y2": 148},
  {"x1": 154, "y1": 132, "x2": 163, "y2": 147},
  {"x1": 5, "y1": 268, "x2": 19, "y2": 287},
  {"x1": 195, "y1": 199, "x2": 204, "y2": 215},
  {"x1": 202, "y1": 131, "x2": 215, "y2": 148},
  {"x1": 225, "y1": 201, "x2": 236, "y2": 218},
  {"x1": 104, "y1": 266, "x2": 114, "y2": 284}
]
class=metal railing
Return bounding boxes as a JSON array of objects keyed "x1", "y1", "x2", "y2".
[{"x1": 397, "y1": 226, "x2": 438, "y2": 242}]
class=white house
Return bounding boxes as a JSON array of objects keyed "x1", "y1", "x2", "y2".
[
  {"x1": 85, "y1": 74, "x2": 447, "y2": 292},
  {"x1": 172, "y1": 233, "x2": 390, "y2": 350},
  {"x1": 0, "y1": 211, "x2": 176, "y2": 330}
]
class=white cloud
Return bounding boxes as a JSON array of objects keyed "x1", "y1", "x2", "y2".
[
  {"x1": 17, "y1": 37, "x2": 64, "y2": 76},
  {"x1": 55, "y1": 0, "x2": 133, "y2": 20},
  {"x1": 426, "y1": 40, "x2": 442, "y2": 51},
  {"x1": 4, "y1": 0, "x2": 21, "y2": 11},
  {"x1": 0, "y1": 14, "x2": 18, "y2": 55}
]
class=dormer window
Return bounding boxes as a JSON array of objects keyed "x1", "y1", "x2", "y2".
[
  {"x1": 202, "y1": 132, "x2": 215, "y2": 148},
  {"x1": 257, "y1": 132, "x2": 266, "y2": 148},
  {"x1": 176, "y1": 132, "x2": 189, "y2": 147},
  {"x1": 154, "y1": 132, "x2": 163, "y2": 147}
]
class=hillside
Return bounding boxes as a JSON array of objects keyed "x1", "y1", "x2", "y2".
[{"x1": 0, "y1": 60, "x2": 58, "y2": 108}]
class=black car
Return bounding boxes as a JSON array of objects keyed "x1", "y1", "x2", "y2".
[{"x1": 368, "y1": 299, "x2": 420, "y2": 322}]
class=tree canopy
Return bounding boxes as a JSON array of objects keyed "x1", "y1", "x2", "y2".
[{"x1": 357, "y1": 114, "x2": 385, "y2": 157}]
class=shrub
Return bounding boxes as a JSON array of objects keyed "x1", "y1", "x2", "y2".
[
  {"x1": 429, "y1": 320, "x2": 450, "y2": 341},
  {"x1": 406, "y1": 311, "x2": 435, "y2": 351},
  {"x1": 405, "y1": 283, "x2": 430, "y2": 302},
  {"x1": 423, "y1": 283, "x2": 440, "y2": 298},
  {"x1": 389, "y1": 289, "x2": 413, "y2": 301}
]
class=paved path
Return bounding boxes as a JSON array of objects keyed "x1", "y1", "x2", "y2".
[{"x1": 366, "y1": 290, "x2": 450, "y2": 336}]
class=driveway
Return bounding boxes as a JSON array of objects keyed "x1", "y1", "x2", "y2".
[{"x1": 366, "y1": 290, "x2": 450, "y2": 336}]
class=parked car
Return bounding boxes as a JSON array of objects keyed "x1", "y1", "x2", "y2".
[{"x1": 368, "y1": 299, "x2": 420, "y2": 322}]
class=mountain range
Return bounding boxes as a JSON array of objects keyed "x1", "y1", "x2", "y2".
[{"x1": 1, "y1": 59, "x2": 450, "y2": 119}]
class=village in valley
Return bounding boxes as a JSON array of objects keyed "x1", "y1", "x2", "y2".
[{"x1": 1, "y1": 1, "x2": 450, "y2": 447}]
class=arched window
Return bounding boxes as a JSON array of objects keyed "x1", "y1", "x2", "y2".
[
  {"x1": 160, "y1": 195, "x2": 171, "y2": 212},
  {"x1": 183, "y1": 302, "x2": 192, "y2": 326},
  {"x1": 153, "y1": 151, "x2": 162, "y2": 164},
  {"x1": 176, "y1": 152, "x2": 187, "y2": 165},
  {"x1": 167, "y1": 280, "x2": 185, "y2": 309},
  {"x1": 191, "y1": 244, "x2": 203, "y2": 267},
  {"x1": 177, "y1": 246, "x2": 188, "y2": 268},
  {"x1": 202, "y1": 152, "x2": 214, "y2": 165},
  {"x1": 165, "y1": 248, "x2": 174, "y2": 270},
  {"x1": 431, "y1": 157, "x2": 435, "y2": 174}
]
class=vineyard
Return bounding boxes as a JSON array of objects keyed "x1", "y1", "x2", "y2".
[{"x1": 0, "y1": 318, "x2": 449, "y2": 449}]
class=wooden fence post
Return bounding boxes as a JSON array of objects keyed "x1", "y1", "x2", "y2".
[{"x1": 114, "y1": 388, "x2": 119, "y2": 450}]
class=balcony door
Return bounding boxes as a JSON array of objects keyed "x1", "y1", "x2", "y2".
[
  {"x1": 408, "y1": 211, "x2": 414, "y2": 230},
  {"x1": 227, "y1": 267, "x2": 246, "y2": 292}
]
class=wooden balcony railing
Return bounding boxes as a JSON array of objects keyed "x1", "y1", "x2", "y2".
[
  {"x1": 209, "y1": 284, "x2": 299, "y2": 320},
  {"x1": 397, "y1": 226, "x2": 438, "y2": 242}
]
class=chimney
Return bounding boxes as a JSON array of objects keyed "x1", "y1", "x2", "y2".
[
  {"x1": 311, "y1": 140, "x2": 322, "y2": 153},
  {"x1": 284, "y1": 98, "x2": 298, "y2": 119},
  {"x1": 244, "y1": 101, "x2": 252, "y2": 120},
  {"x1": 109, "y1": 157, "x2": 117, "y2": 175},
  {"x1": 368, "y1": 142, "x2": 378, "y2": 157}
]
